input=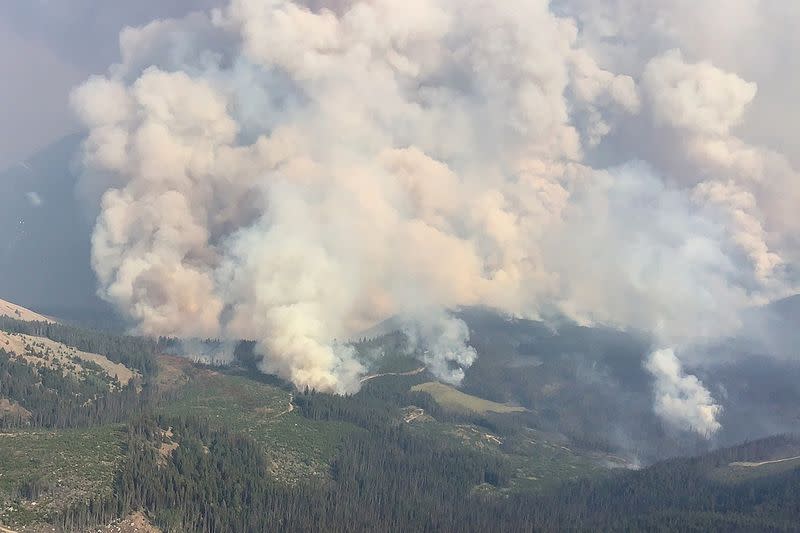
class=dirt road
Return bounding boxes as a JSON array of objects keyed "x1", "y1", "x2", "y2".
[
  {"x1": 270, "y1": 393, "x2": 295, "y2": 418},
  {"x1": 730, "y1": 455, "x2": 800, "y2": 467},
  {"x1": 360, "y1": 367, "x2": 426, "y2": 383}
]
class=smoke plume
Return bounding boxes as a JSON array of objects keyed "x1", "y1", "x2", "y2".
[
  {"x1": 72, "y1": 0, "x2": 798, "y2": 425},
  {"x1": 645, "y1": 348, "x2": 722, "y2": 437},
  {"x1": 400, "y1": 309, "x2": 477, "y2": 385}
]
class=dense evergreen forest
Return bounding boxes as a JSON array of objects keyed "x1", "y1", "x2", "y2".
[
  {"x1": 0, "y1": 349, "x2": 152, "y2": 428},
  {"x1": 55, "y1": 402, "x2": 800, "y2": 532},
  {"x1": 2, "y1": 318, "x2": 799, "y2": 532}
]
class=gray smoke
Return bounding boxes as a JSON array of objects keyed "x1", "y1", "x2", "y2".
[{"x1": 71, "y1": 0, "x2": 798, "y2": 429}]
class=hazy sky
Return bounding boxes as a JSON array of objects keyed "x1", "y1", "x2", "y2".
[
  {"x1": 0, "y1": 1, "x2": 223, "y2": 169},
  {"x1": 4, "y1": 1, "x2": 800, "y2": 169}
]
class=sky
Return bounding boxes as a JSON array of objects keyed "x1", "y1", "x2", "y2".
[
  {"x1": 0, "y1": 1, "x2": 223, "y2": 168},
  {"x1": 4, "y1": 1, "x2": 800, "y2": 171}
]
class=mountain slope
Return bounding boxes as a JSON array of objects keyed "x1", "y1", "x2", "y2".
[
  {"x1": 1, "y1": 307, "x2": 798, "y2": 532},
  {"x1": 0, "y1": 329, "x2": 138, "y2": 384},
  {"x1": 0, "y1": 298, "x2": 55, "y2": 323}
]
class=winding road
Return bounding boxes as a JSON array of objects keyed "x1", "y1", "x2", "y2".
[
  {"x1": 360, "y1": 366, "x2": 426, "y2": 383},
  {"x1": 730, "y1": 455, "x2": 800, "y2": 468}
]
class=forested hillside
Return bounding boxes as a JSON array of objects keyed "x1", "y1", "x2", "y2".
[
  {"x1": 1, "y1": 314, "x2": 798, "y2": 532},
  {"x1": 56, "y1": 390, "x2": 800, "y2": 532}
]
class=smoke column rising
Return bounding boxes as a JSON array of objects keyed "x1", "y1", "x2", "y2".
[
  {"x1": 645, "y1": 348, "x2": 722, "y2": 437},
  {"x1": 72, "y1": 1, "x2": 798, "y2": 429}
]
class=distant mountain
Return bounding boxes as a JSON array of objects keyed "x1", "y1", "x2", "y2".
[
  {"x1": 445, "y1": 306, "x2": 800, "y2": 461},
  {"x1": 749, "y1": 293, "x2": 800, "y2": 359},
  {"x1": 532, "y1": 433, "x2": 800, "y2": 531},
  {"x1": 0, "y1": 134, "x2": 117, "y2": 326},
  {"x1": 354, "y1": 304, "x2": 800, "y2": 461},
  {"x1": 765, "y1": 293, "x2": 800, "y2": 320}
]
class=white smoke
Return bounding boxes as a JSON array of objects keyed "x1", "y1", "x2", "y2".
[
  {"x1": 71, "y1": 0, "x2": 798, "y2": 412},
  {"x1": 642, "y1": 49, "x2": 757, "y2": 136},
  {"x1": 26, "y1": 192, "x2": 43, "y2": 207},
  {"x1": 400, "y1": 309, "x2": 477, "y2": 385},
  {"x1": 645, "y1": 348, "x2": 722, "y2": 437}
]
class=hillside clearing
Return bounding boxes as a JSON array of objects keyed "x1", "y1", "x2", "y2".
[
  {"x1": 0, "y1": 331, "x2": 137, "y2": 385},
  {"x1": 411, "y1": 381, "x2": 527, "y2": 415},
  {"x1": 0, "y1": 425, "x2": 125, "y2": 529},
  {"x1": 103, "y1": 511, "x2": 162, "y2": 533},
  {"x1": 159, "y1": 368, "x2": 362, "y2": 484},
  {"x1": 0, "y1": 299, "x2": 55, "y2": 324}
]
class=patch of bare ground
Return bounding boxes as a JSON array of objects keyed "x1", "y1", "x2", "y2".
[
  {"x1": 10, "y1": 511, "x2": 162, "y2": 533},
  {"x1": 0, "y1": 331, "x2": 138, "y2": 385},
  {"x1": 98, "y1": 511, "x2": 162, "y2": 533},
  {"x1": 452, "y1": 424, "x2": 504, "y2": 449},
  {"x1": 402, "y1": 406, "x2": 434, "y2": 424},
  {"x1": 154, "y1": 355, "x2": 192, "y2": 391},
  {"x1": 157, "y1": 428, "x2": 179, "y2": 466},
  {"x1": 0, "y1": 299, "x2": 56, "y2": 324}
]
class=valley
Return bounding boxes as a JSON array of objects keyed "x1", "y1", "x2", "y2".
[
  {"x1": 410, "y1": 381, "x2": 527, "y2": 415},
  {"x1": 0, "y1": 300, "x2": 797, "y2": 531}
]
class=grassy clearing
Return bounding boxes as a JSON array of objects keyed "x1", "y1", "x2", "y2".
[
  {"x1": 408, "y1": 418, "x2": 606, "y2": 492},
  {"x1": 155, "y1": 354, "x2": 192, "y2": 392},
  {"x1": 372, "y1": 374, "x2": 612, "y2": 491},
  {"x1": 370, "y1": 353, "x2": 423, "y2": 374},
  {"x1": 159, "y1": 368, "x2": 290, "y2": 423},
  {"x1": 709, "y1": 456, "x2": 800, "y2": 484},
  {"x1": 0, "y1": 425, "x2": 125, "y2": 528},
  {"x1": 157, "y1": 359, "x2": 613, "y2": 492},
  {"x1": 0, "y1": 330, "x2": 137, "y2": 386},
  {"x1": 411, "y1": 381, "x2": 527, "y2": 415},
  {"x1": 501, "y1": 429, "x2": 615, "y2": 492},
  {"x1": 159, "y1": 366, "x2": 362, "y2": 484}
]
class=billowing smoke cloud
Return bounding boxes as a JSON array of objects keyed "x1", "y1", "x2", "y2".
[
  {"x1": 400, "y1": 309, "x2": 477, "y2": 385},
  {"x1": 645, "y1": 348, "x2": 722, "y2": 437},
  {"x1": 71, "y1": 0, "x2": 798, "y2": 415},
  {"x1": 642, "y1": 49, "x2": 757, "y2": 137}
]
